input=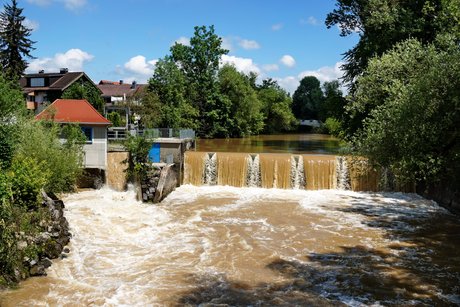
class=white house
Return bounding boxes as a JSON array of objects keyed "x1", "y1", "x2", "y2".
[{"x1": 35, "y1": 99, "x2": 112, "y2": 170}]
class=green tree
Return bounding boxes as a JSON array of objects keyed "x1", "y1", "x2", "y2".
[
  {"x1": 218, "y1": 65, "x2": 264, "y2": 137},
  {"x1": 62, "y1": 81, "x2": 104, "y2": 113},
  {"x1": 320, "y1": 81, "x2": 345, "y2": 121},
  {"x1": 351, "y1": 38, "x2": 460, "y2": 184},
  {"x1": 326, "y1": 0, "x2": 460, "y2": 84},
  {"x1": 0, "y1": 0, "x2": 35, "y2": 81},
  {"x1": 0, "y1": 73, "x2": 25, "y2": 168},
  {"x1": 292, "y1": 76, "x2": 323, "y2": 120},
  {"x1": 257, "y1": 79, "x2": 297, "y2": 134},
  {"x1": 170, "y1": 25, "x2": 228, "y2": 137},
  {"x1": 147, "y1": 57, "x2": 198, "y2": 129}
]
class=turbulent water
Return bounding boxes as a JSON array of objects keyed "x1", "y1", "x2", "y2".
[{"x1": 1, "y1": 186, "x2": 460, "y2": 306}]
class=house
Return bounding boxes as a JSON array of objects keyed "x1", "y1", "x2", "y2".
[
  {"x1": 97, "y1": 80, "x2": 146, "y2": 106},
  {"x1": 98, "y1": 80, "x2": 147, "y2": 135},
  {"x1": 35, "y1": 99, "x2": 112, "y2": 170},
  {"x1": 20, "y1": 68, "x2": 101, "y2": 114}
]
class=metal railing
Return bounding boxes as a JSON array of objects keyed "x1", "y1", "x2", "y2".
[{"x1": 108, "y1": 127, "x2": 195, "y2": 141}]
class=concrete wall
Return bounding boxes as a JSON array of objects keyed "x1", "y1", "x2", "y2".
[{"x1": 83, "y1": 126, "x2": 108, "y2": 169}]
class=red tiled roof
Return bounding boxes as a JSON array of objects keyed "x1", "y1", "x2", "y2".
[{"x1": 35, "y1": 99, "x2": 111, "y2": 126}]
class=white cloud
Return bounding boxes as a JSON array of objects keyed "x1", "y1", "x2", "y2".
[
  {"x1": 26, "y1": 0, "x2": 86, "y2": 11},
  {"x1": 221, "y1": 37, "x2": 233, "y2": 51},
  {"x1": 262, "y1": 64, "x2": 279, "y2": 72},
  {"x1": 301, "y1": 16, "x2": 319, "y2": 26},
  {"x1": 61, "y1": 0, "x2": 87, "y2": 11},
  {"x1": 24, "y1": 18, "x2": 39, "y2": 32},
  {"x1": 173, "y1": 36, "x2": 190, "y2": 46},
  {"x1": 298, "y1": 61, "x2": 345, "y2": 84},
  {"x1": 124, "y1": 55, "x2": 157, "y2": 76},
  {"x1": 271, "y1": 23, "x2": 283, "y2": 31},
  {"x1": 26, "y1": 0, "x2": 51, "y2": 5},
  {"x1": 276, "y1": 76, "x2": 299, "y2": 94},
  {"x1": 27, "y1": 48, "x2": 94, "y2": 73},
  {"x1": 220, "y1": 55, "x2": 260, "y2": 75},
  {"x1": 280, "y1": 55, "x2": 296, "y2": 68},
  {"x1": 238, "y1": 39, "x2": 260, "y2": 50}
]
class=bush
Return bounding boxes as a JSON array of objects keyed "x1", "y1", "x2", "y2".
[
  {"x1": 15, "y1": 120, "x2": 83, "y2": 193},
  {"x1": 323, "y1": 117, "x2": 344, "y2": 138}
]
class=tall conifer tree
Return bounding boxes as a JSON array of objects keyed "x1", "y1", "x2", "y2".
[{"x1": 0, "y1": 0, "x2": 35, "y2": 81}]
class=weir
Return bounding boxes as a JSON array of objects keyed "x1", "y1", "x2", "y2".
[{"x1": 184, "y1": 151, "x2": 398, "y2": 192}]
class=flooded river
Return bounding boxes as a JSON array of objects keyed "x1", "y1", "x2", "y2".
[
  {"x1": 196, "y1": 133, "x2": 343, "y2": 154},
  {"x1": 1, "y1": 185, "x2": 459, "y2": 306}
]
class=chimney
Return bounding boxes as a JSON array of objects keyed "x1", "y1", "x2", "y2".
[
  {"x1": 131, "y1": 80, "x2": 137, "y2": 89},
  {"x1": 119, "y1": 80, "x2": 123, "y2": 85},
  {"x1": 60, "y1": 68, "x2": 68, "y2": 74}
]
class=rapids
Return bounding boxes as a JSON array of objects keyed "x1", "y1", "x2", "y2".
[{"x1": 1, "y1": 185, "x2": 460, "y2": 306}]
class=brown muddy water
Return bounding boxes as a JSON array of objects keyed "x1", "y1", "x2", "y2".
[
  {"x1": 196, "y1": 133, "x2": 343, "y2": 154},
  {"x1": 1, "y1": 186, "x2": 459, "y2": 306}
]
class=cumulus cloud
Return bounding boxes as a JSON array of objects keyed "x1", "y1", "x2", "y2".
[
  {"x1": 27, "y1": 48, "x2": 94, "y2": 73},
  {"x1": 238, "y1": 39, "x2": 260, "y2": 50},
  {"x1": 301, "y1": 16, "x2": 319, "y2": 26},
  {"x1": 26, "y1": 0, "x2": 87, "y2": 11},
  {"x1": 173, "y1": 36, "x2": 190, "y2": 46},
  {"x1": 124, "y1": 55, "x2": 158, "y2": 76},
  {"x1": 262, "y1": 64, "x2": 279, "y2": 72},
  {"x1": 298, "y1": 61, "x2": 345, "y2": 83},
  {"x1": 24, "y1": 19, "x2": 39, "y2": 32},
  {"x1": 274, "y1": 62, "x2": 346, "y2": 94},
  {"x1": 271, "y1": 23, "x2": 283, "y2": 31},
  {"x1": 280, "y1": 55, "x2": 296, "y2": 68},
  {"x1": 220, "y1": 55, "x2": 260, "y2": 75}
]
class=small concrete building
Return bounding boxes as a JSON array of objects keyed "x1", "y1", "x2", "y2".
[{"x1": 35, "y1": 99, "x2": 112, "y2": 170}]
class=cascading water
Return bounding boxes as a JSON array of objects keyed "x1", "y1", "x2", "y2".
[
  {"x1": 203, "y1": 152, "x2": 217, "y2": 185},
  {"x1": 291, "y1": 155, "x2": 305, "y2": 189},
  {"x1": 2, "y1": 186, "x2": 460, "y2": 306},
  {"x1": 246, "y1": 154, "x2": 261, "y2": 187},
  {"x1": 336, "y1": 156, "x2": 351, "y2": 190}
]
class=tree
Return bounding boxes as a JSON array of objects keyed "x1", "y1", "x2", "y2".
[
  {"x1": 147, "y1": 57, "x2": 198, "y2": 129},
  {"x1": 350, "y1": 38, "x2": 460, "y2": 184},
  {"x1": 257, "y1": 79, "x2": 297, "y2": 134},
  {"x1": 326, "y1": 0, "x2": 460, "y2": 85},
  {"x1": 320, "y1": 80, "x2": 346, "y2": 122},
  {"x1": 218, "y1": 65, "x2": 264, "y2": 137},
  {"x1": 292, "y1": 76, "x2": 323, "y2": 120},
  {"x1": 0, "y1": 73, "x2": 25, "y2": 168},
  {"x1": 170, "y1": 25, "x2": 228, "y2": 137},
  {"x1": 0, "y1": 0, "x2": 35, "y2": 81},
  {"x1": 62, "y1": 81, "x2": 105, "y2": 112}
]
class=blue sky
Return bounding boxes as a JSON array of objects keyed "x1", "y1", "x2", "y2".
[{"x1": 21, "y1": 0, "x2": 358, "y2": 93}]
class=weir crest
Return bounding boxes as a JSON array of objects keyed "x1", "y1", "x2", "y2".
[{"x1": 184, "y1": 152, "x2": 392, "y2": 192}]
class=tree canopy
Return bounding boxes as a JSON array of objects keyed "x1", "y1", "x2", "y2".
[
  {"x1": 292, "y1": 76, "x2": 323, "y2": 120},
  {"x1": 0, "y1": 0, "x2": 35, "y2": 81},
  {"x1": 143, "y1": 25, "x2": 296, "y2": 138},
  {"x1": 62, "y1": 80, "x2": 105, "y2": 113},
  {"x1": 326, "y1": 0, "x2": 460, "y2": 84}
]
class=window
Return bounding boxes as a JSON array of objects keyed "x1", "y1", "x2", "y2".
[
  {"x1": 81, "y1": 127, "x2": 93, "y2": 143},
  {"x1": 30, "y1": 78, "x2": 45, "y2": 87}
]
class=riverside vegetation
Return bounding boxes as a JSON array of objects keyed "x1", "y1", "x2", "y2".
[{"x1": 0, "y1": 75, "x2": 84, "y2": 287}]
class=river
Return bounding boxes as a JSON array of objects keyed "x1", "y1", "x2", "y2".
[
  {"x1": 1, "y1": 185, "x2": 459, "y2": 306},
  {"x1": 196, "y1": 133, "x2": 343, "y2": 154}
]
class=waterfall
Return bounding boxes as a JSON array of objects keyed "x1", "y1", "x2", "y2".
[
  {"x1": 303, "y1": 155, "x2": 337, "y2": 190},
  {"x1": 291, "y1": 155, "x2": 305, "y2": 189},
  {"x1": 216, "y1": 153, "x2": 248, "y2": 187},
  {"x1": 336, "y1": 156, "x2": 351, "y2": 190},
  {"x1": 183, "y1": 152, "x2": 393, "y2": 192},
  {"x1": 246, "y1": 154, "x2": 261, "y2": 187},
  {"x1": 204, "y1": 153, "x2": 217, "y2": 185}
]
